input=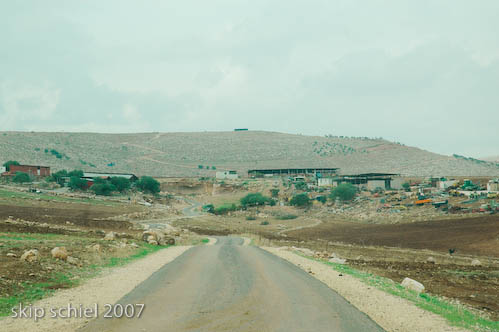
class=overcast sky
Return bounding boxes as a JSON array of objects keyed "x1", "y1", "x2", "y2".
[{"x1": 0, "y1": 1, "x2": 498, "y2": 158}]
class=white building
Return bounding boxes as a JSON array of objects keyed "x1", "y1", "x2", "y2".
[
  {"x1": 318, "y1": 178, "x2": 334, "y2": 187},
  {"x1": 216, "y1": 171, "x2": 238, "y2": 180},
  {"x1": 0, "y1": 166, "x2": 5, "y2": 174},
  {"x1": 488, "y1": 179, "x2": 499, "y2": 192},
  {"x1": 439, "y1": 179, "x2": 458, "y2": 189}
]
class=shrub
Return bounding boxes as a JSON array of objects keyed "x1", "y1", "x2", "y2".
[
  {"x1": 270, "y1": 188, "x2": 280, "y2": 198},
  {"x1": 136, "y1": 176, "x2": 160, "y2": 194},
  {"x1": 316, "y1": 195, "x2": 327, "y2": 204},
  {"x1": 68, "y1": 169, "x2": 84, "y2": 177},
  {"x1": 202, "y1": 204, "x2": 215, "y2": 213},
  {"x1": 402, "y1": 182, "x2": 411, "y2": 192},
  {"x1": 240, "y1": 193, "x2": 271, "y2": 207},
  {"x1": 69, "y1": 176, "x2": 87, "y2": 190},
  {"x1": 198, "y1": 165, "x2": 203, "y2": 169},
  {"x1": 110, "y1": 177, "x2": 131, "y2": 192},
  {"x1": 48, "y1": 170, "x2": 68, "y2": 185},
  {"x1": 294, "y1": 181, "x2": 308, "y2": 191},
  {"x1": 13, "y1": 172, "x2": 31, "y2": 183},
  {"x1": 274, "y1": 214, "x2": 297, "y2": 220},
  {"x1": 90, "y1": 183, "x2": 116, "y2": 196},
  {"x1": 245, "y1": 216, "x2": 256, "y2": 220},
  {"x1": 3, "y1": 160, "x2": 19, "y2": 171},
  {"x1": 330, "y1": 183, "x2": 357, "y2": 201},
  {"x1": 289, "y1": 193, "x2": 311, "y2": 207},
  {"x1": 260, "y1": 221, "x2": 269, "y2": 225},
  {"x1": 214, "y1": 203, "x2": 238, "y2": 215}
]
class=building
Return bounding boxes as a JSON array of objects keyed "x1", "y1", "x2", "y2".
[
  {"x1": 488, "y1": 179, "x2": 499, "y2": 192},
  {"x1": 8, "y1": 164, "x2": 50, "y2": 177},
  {"x1": 0, "y1": 166, "x2": 5, "y2": 174},
  {"x1": 318, "y1": 178, "x2": 334, "y2": 187},
  {"x1": 248, "y1": 168, "x2": 339, "y2": 177},
  {"x1": 438, "y1": 179, "x2": 458, "y2": 189},
  {"x1": 82, "y1": 172, "x2": 138, "y2": 181},
  {"x1": 216, "y1": 171, "x2": 238, "y2": 180},
  {"x1": 335, "y1": 173, "x2": 402, "y2": 190}
]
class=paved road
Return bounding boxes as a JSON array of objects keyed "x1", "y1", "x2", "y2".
[{"x1": 80, "y1": 237, "x2": 384, "y2": 332}]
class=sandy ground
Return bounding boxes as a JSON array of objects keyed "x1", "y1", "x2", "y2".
[
  {"x1": 1, "y1": 245, "x2": 191, "y2": 332},
  {"x1": 264, "y1": 247, "x2": 470, "y2": 332}
]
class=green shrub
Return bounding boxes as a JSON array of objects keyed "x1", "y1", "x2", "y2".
[
  {"x1": 69, "y1": 176, "x2": 87, "y2": 190},
  {"x1": 275, "y1": 214, "x2": 297, "y2": 220},
  {"x1": 316, "y1": 195, "x2": 327, "y2": 204},
  {"x1": 214, "y1": 203, "x2": 238, "y2": 215},
  {"x1": 294, "y1": 181, "x2": 308, "y2": 191},
  {"x1": 240, "y1": 193, "x2": 271, "y2": 207},
  {"x1": 270, "y1": 188, "x2": 280, "y2": 198},
  {"x1": 3, "y1": 160, "x2": 19, "y2": 172},
  {"x1": 90, "y1": 183, "x2": 116, "y2": 196},
  {"x1": 202, "y1": 204, "x2": 215, "y2": 213},
  {"x1": 289, "y1": 193, "x2": 311, "y2": 207},
  {"x1": 136, "y1": 176, "x2": 160, "y2": 194},
  {"x1": 110, "y1": 177, "x2": 131, "y2": 192},
  {"x1": 402, "y1": 182, "x2": 411, "y2": 191},
  {"x1": 48, "y1": 170, "x2": 68, "y2": 185},
  {"x1": 198, "y1": 165, "x2": 203, "y2": 169},
  {"x1": 260, "y1": 221, "x2": 269, "y2": 225},
  {"x1": 330, "y1": 183, "x2": 357, "y2": 201},
  {"x1": 68, "y1": 169, "x2": 84, "y2": 177},
  {"x1": 13, "y1": 172, "x2": 31, "y2": 183},
  {"x1": 245, "y1": 215, "x2": 256, "y2": 220}
]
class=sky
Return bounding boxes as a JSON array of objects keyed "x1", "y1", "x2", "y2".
[{"x1": 0, "y1": 1, "x2": 498, "y2": 158}]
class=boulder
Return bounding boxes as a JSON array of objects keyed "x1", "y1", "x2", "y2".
[
  {"x1": 67, "y1": 256, "x2": 79, "y2": 265},
  {"x1": 158, "y1": 237, "x2": 175, "y2": 246},
  {"x1": 104, "y1": 232, "x2": 117, "y2": 241},
  {"x1": 20, "y1": 249, "x2": 39, "y2": 263},
  {"x1": 329, "y1": 257, "x2": 347, "y2": 264},
  {"x1": 401, "y1": 277, "x2": 425, "y2": 294},
  {"x1": 471, "y1": 259, "x2": 481, "y2": 266},
  {"x1": 426, "y1": 256, "x2": 436, "y2": 264},
  {"x1": 147, "y1": 239, "x2": 158, "y2": 245},
  {"x1": 6, "y1": 252, "x2": 17, "y2": 257},
  {"x1": 51, "y1": 247, "x2": 68, "y2": 260}
]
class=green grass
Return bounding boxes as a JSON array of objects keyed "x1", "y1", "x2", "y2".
[
  {"x1": 274, "y1": 214, "x2": 297, "y2": 220},
  {"x1": 297, "y1": 252, "x2": 498, "y2": 332},
  {"x1": 201, "y1": 238, "x2": 210, "y2": 244},
  {"x1": 0, "y1": 189, "x2": 122, "y2": 206}
]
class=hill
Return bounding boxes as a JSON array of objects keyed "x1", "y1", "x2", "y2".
[
  {"x1": 483, "y1": 155, "x2": 499, "y2": 163},
  {"x1": 1, "y1": 131, "x2": 498, "y2": 177}
]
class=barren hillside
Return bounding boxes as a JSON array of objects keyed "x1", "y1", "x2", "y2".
[{"x1": 1, "y1": 131, "x2": 498, "y2": 177}]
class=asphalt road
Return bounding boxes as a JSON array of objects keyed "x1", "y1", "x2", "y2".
[{"x1": 79, "y1": 237, "x2": 384, "y2": 332}]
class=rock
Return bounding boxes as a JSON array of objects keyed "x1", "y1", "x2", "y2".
[
  {"x1": 104, "y1": 232, "x2": 117, "y2": 241},
  {"x1": 401, "y1": 277, "x2": 425, "y2": 293},
  {"x1": 90, "y1": 244, "x2": 101, "y2": 252},
  {"x1": 6, "y1": 253, "x2": 17, "y2": 257},
  {"x1": 158, "y1": 237, "x2": 175, "y2": 246},
  {"x1": 426, "y1": 256, "x2": 436, "y2": 264},
  {"x1": 148, "y1": 239, "x2": 158, "y2": 245},
  {"x1": 20, "y1": 249, "x2": 39, "y2": 263},
  {"x1": 471, "y1": 259, "x2": 481, "y2": 266},
  {"x1": 329, "y1": 257, "x2": 347, "y2": 264},
  {"x1": 67, "y1": 256, "x2": 79, "y2": 265},
  {"x1": 51, "y1": 247, "x2": 68, "y2": 260}
]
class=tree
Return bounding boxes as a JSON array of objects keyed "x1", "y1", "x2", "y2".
[
  {"x1": 402, "y1": 182, "x2": 411, "y2": 192},
  {"x1": 240, "y1": 193, "x2": 271, "y2": 207},
  {"x1": 69, "y1": 176, "x2": 87, "y2": 190},
  {"x1": 294, "y1": 181, "x2": 308, "y2": 191},
  {"x1": 289, "y1": 193, "x2": 311, "y2": 207},
  {"x1": 3, "y1": 160, "x2": 19, "y2": 171},
  {"x1": 136, "y1": 176, "x2": 160, "y2": 194},
  {"x1": 330, "y1": 183, "x2": 357, "y2": 202},
  {"x1": 49, "y1": 170, "x2": 68, "y2": 185},
  {"x1": 90, "y1": 183, "x2": 116, "y2": 196},
  {"x1": 110, "y1": 177, "x2": 131, "y2": 192},
  {"x1": 13, "y1": 172, "x2": 31, "y2": 183},
  {"x1": 68, "y1": 169, "x2": 84, "y2": 177}
]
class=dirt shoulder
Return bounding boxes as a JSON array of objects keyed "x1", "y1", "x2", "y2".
[
  {"x1": 0, "y1": 246, "x2": 191, "y2": 332},
  {"x1": 264, "y1": 247, "x2": 470, "y2": 332}
]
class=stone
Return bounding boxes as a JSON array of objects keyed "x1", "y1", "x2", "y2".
[
  {"x1": 329, "y1": 257, "x2": 347, "y2": 264},
  {"x1": 426, "y1": 256, "x2": 436, "y2": 264},
  {"x1": 401, "y1": 277, "x2": 425, "y2": 294},
  {"x1": 6, "y1": 253, "x2": 17, "y2": 257},
  {"x1": 67, "y1": 256, "x2": 79, "y2": 265},
  {"x1": 51, "y1": 247, "x2": 68, "y2": 260},
  {"x1": 148, "y1": 239, "x2": 158, "y2": 245},
  {"x1": 20, "y1": 249, "x2": 40, "y2": 262},
  {"x1": 104, "y1": 232, "x2": 117, "y2": 241},
  {"x1": 471, "y1": 259, "x2": 481, "y2": 266}
]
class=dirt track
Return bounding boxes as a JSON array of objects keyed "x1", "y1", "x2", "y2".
[{"x1": 79, "y1": 237, "x2": 383, "y2": 332}]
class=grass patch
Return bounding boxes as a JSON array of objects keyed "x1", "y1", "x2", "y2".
[
  {"x1": 274, "y1": 214, "x2": 297, "y2": 220},
  {"x1": 297, "y1": 252, "x2": 498, "y2": 332},
  {"x1": 201, "y1": 238, "x2": 210, "y2": 244}
]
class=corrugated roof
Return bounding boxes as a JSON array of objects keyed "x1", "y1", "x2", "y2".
[{"x1": 82, "y1": 172, "x2": 137, "y2": 179}]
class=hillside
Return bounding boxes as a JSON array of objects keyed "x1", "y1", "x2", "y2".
[
  {"x1": 1, "y1": 131, "x2": 498, "y2": 177},
  {"x1": 483, "y1": 155, "x2": 499, "y2": 163}
]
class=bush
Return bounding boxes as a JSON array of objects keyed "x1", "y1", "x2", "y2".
[
  {"x1": 13, "y1": 172, "x2": 31, "y2": 183},
  {"x1": 240, "y1": 193, "x2": 271, "y2": 207},
  {"x1": 270, "y1": 188, "x2": 280, "y2": 198},
  {"x1": 3, "y1": 160, "x2": 19, "y2": 171},
  {"x1": 69, "y1": 176, "x2": 87, "y2": 190},
  {"x1": 214, "y1": 203, "x2": 238, "y2": 215},
  {"x1": 110, "y1": 177, "x2": 131, "y2": 192},
  {"x1": 90, "y1": 183, "x2": 116, "y2": 196},
  {"x1": 260, "y1": 221, "x2": 269, "y2": 225},
  {"x1": 289, "y1": 193, "x2": 311, "y2": 207},
  {"x1": 274, "y1": 214, "x2": 297, "y2": 220},
  {"x1": 68, "y1": 169, "x2": 84, "y2": 177},
  {"x1": 316, "y1": 195, "x2": 327, "y2": 204},
  {"x1": 136, "y1": 176, "x2": 160, "y2": 194},
  {"x1": 402, "y1": 182, "x2": 411, "y2": 192},
  {"x1": 49, "y1": 170, "x2": 68, "y2": 185},
  {"x1": 330, "y1": 183, "x2": 357, "y2": 201},
  {"x1": 294, "y1": 181, "x2": 308, "y2": 191},
  {"x1": 245, "y1": 216, "x2": 256, "y2": 220},
  {"x1": 202, "y1": 204, "x2": 214, "y2": 213}
]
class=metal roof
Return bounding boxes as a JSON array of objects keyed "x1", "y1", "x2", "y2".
[{"x1": 82, "y1": 172, "x2": 137, "y2": 179}]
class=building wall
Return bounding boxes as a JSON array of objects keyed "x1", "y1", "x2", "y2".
[
  {"x1": 390, "y1": 177, "x2": 404, "y2": 190},
  {"x1": 488, "y1": 181, "x2": 499, "y2": 192},
  {"x1": 439, "y1": 180, "x2": 458, "y2": 189},
  {"x1": 318, "y1": 178, "x2": 334, "y2": 187},
  {"x1": 9, "y1": 165, "x2": 50, "y2": 177}
]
